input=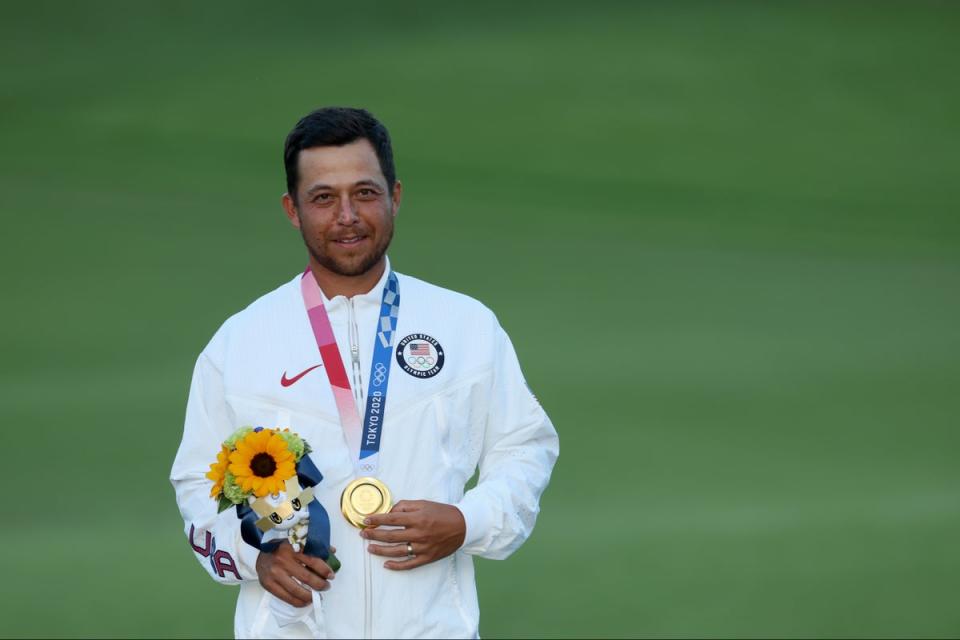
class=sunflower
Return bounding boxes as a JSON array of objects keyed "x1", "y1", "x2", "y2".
[
  {"x1": 206, "y1": 445, "x2": 231, "y2": 498},
  {"x1": 228, "y1": 429, "x2": 296, "y2": 497}
]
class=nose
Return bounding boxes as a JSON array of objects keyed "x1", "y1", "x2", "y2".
[{"x1": 336, "y1": 197, "x2": 358, "y2": 225}]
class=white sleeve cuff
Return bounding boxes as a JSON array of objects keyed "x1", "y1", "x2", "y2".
[{"x1": 454, "y1": 491, "x2": 495, "y2": 552}]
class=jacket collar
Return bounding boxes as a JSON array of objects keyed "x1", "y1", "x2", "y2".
[{"x1": 317, "y1": 255, "x2": 392, "y2": 309}]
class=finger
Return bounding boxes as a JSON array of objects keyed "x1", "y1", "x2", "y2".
[
  {"x1": 290, "y1": 562, "x2": 331, "y2": 592},
  {"x1": 362, "y1": 526, "x2": 414, "y2": 543},
  {"x1": 366, "y1": 542, "x2": 410, "y2": 558},
  {"x1": 330, "y1": 545, "x2": 337, "y2": 554},
  {"x1": 295, "y1": 552, "x2": 336, "y2": 580},
  {"x1": 265, "y1": 576, "x2": 310, "y2": 607},
  {"x1": 384, "y1": 552, "x2": 431, "y2": 571},
  {"x1": 278, "y1": 574, "x2": 313, "y2": 607},
  {"x1": 364, "y1": 510, "x2": 417, "y2": 527},
  {"x1": 391, "y1": 500, "x2": 424, "y2": 513}
]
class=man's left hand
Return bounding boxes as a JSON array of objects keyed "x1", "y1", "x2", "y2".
[{"x1": 362, "y1": 500, "x2": 466, "y2": 570}]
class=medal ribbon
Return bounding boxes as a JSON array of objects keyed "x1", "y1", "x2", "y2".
[{"x1": 300, "y1": 268, "x2": 400, "y2": 476}]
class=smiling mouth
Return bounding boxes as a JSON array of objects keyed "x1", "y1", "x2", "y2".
[{"x1": 334, "y1": 235, "x2": 367, "y2": 246}]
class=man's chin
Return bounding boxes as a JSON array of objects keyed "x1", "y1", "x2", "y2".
[{"x1": 316, "y1": 252, "x2": 384, "y2": 278}]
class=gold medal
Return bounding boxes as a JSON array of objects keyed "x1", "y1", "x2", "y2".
[{"x1": 341, "y1": 476, "x2": 392, "y2": 528}]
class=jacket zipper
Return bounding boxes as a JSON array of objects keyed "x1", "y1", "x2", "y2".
[
  {"x1": 347, "y1": 299, "x2": 364, "y2": 407},
  {"x1": 364, "y1": 545, "x2": 373, "y2": 639},
  {"x1": 347, "y1": 298, "x2": 372, "y2": 639}
]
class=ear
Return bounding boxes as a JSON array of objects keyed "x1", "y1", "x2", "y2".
[
  {"x1": 281, "y1": 193, "x2": 301, "y2": 229},
  {"x1": 391, "y1": 180, "x2": 403, "y2": 218}
]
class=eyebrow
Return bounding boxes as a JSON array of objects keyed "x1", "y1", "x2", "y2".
[{"x1": 305, "y1": 179, "x2": 384, "y2": 197}]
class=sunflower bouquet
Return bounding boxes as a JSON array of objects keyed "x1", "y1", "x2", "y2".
[
  {"x1": 206, "y1": 425, "x2": 338, "y2": 569},
  {"x1": 207, "y1": 426, "x2": 309, "y2": 512}
]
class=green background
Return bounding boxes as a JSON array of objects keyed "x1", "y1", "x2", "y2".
[{"x1": 2, "y1": 1, "x2": 958, "y2": 637}]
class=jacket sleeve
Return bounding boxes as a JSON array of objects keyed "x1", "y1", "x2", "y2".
[
  {"x1": 454, "y1": 323, "x2": 559, "y2": 559},
  {"x1": 170, "y1": 348, "x2": 260, "y2": 584}
]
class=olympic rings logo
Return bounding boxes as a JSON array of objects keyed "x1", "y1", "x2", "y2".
[
  {"x1": 406, "y1": 355, "x2": 435, "y2": 368},
  {"x1": 396, "y1": 334, "x2": 444, "y2": 379},
  {"x1": 372, "y1": 362, "x2": 387, "y2": 386}
]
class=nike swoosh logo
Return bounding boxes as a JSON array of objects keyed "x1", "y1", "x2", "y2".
[{"x1": 280, "y1": 364, "x2": 323, "y2": 387}]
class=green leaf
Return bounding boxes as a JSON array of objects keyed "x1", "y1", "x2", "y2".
[{"x1": 217, "y1": 495, "x2": 234, "y2": 513}]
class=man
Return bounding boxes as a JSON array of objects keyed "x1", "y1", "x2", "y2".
[{"x1": 171, "y1": 107, "x2": 559, "y2": 639}]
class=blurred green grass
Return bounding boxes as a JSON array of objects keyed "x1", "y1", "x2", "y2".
[{"x1": 1, "y1": 1, "x2": 958, "y2": 637}]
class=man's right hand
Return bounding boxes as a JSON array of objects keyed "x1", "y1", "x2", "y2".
[{"x1": 255, "y1": 542, "x2": 337, "y2": 607}]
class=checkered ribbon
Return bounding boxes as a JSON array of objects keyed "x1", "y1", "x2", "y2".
[{"x1": 377, "y1": 274, "x2": 400, "y2": 349}]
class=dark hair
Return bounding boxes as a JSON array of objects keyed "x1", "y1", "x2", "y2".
[{"x1": 284, "y1": 107, "x2": 396, "y2": 200}]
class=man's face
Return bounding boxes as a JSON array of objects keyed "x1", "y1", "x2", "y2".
[{"x1": 282, "y1": 138, "x2": 401, "y2": 277}]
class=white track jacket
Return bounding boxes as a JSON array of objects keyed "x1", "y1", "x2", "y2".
[{"x1": 170, "y1": 261, "x2": 559, "y2": 639}]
